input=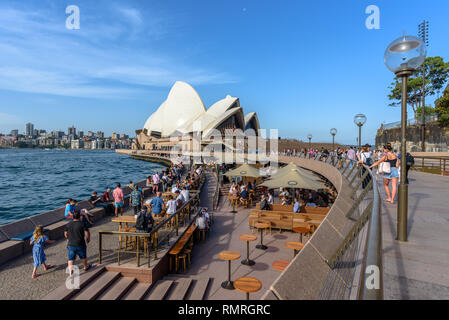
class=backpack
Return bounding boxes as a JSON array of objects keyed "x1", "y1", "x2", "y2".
[
  {"x1": 136, "y1": 209, "x2": 154, "y2": 232},
  {"x1": 362, "y1": 152, "x2": 373, "y2": 166},
  {"x1": 405, "y1": 153, "x2": 415, "y2": 166}
]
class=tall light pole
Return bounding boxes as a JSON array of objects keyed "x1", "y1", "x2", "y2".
[
  {"x1": 385, "y1": 35, "x2": 427, "y2": 242},
  {"x1": 418, "y1": 21, "x2": 429, "y2": 153},
  {"x1": 330, "y1": 128, "x2": 337, "y2": 152},
  {"x1": 307, "y1": 134, "x2": 312, "y2": 151},
  {"x1": 354, "y1": 114, "x2": 367, "y2": 151}
]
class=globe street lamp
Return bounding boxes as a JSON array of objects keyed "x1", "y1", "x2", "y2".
[
  {"x1": 385, "y1": 35, "x2": 427, "y2": 242},
  {"x1": 307, "y1": 134, "x2": 312, "y2": 151},
  {"x1": 330, "y1": 128, "x2": 337, "y2": 152},
  {"x1": 354, "y1": 114, "x2": 367, "y2": 151}
]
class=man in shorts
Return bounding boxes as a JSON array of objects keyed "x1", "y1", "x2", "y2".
[
  {"x1": 113, "y1": 183, "x2": 124, "y2": 217},
  {"x1": 64, "y1": 211, "x2": 91, "y2": 275}
]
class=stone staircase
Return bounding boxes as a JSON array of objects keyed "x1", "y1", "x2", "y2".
[{"x1": 43, "y1": 265, "x2": 213, "y2": 300}]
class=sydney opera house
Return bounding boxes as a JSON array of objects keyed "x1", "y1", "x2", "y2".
[{"x1": 133, "y1": 81, "x2": 261, "y2": 152}]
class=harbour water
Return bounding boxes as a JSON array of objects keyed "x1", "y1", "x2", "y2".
[{"x1": 0, "y1": 149, "x2": 165, "y2": 226}]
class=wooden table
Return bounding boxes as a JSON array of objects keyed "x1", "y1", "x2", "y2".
[
  {"x1": 285, "y1": 241, "x2": 304, "y2": 257},
  {"x1": 234, "y1": 277, "x2": 262, "y2": 300},
  {"x1": 292, "y1": 226, "x2": 311, "y2": 243},
  {"x1": 272, "y1": 260, "x2": 290, "y2": 272},
  {"x1": 218, "y1": 250, "x2": 241, "y2": 290},
  {"x1": 254, "y1": 222, "x2": 270, "y2": 250},
  {"x1": 239, "y1": 234, "x2": 257, "y2": 266},
  {"x1": 228, "y1": 196, "x2": 239, "y2": 213}
]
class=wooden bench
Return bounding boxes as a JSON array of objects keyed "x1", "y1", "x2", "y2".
[
  {"x1": 169, "y1": 224, "x2": 198, "y2": 272},
  {"x1": 250, "y1": 209, "x2": 325, "y2": 232},
  {"x1": 255, "y1": 203, "x2": 293, "y2": 212}
]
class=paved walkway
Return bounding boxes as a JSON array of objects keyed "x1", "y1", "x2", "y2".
[
  {"x1": 183, "y1": 193, "x2": 300, "y2": 300},
  {"x1": 379, "y1": 171, "x2": 449, "y2": 299}
]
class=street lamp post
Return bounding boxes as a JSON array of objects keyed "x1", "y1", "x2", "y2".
[
  {"x1": 330, "y1": 128, "x2": 337, "y2": 152},
  {"x1": 385, "y1": 35, "x2": 427, "y2": 242},
  {"x1": 354, "y1": 114, "x2": 367, "y2": 151},
  {"x1": 307, "y1": 134, "x2": 312, "y2": 151}
]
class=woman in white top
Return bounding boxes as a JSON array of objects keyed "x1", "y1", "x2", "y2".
[{"x1": 166, "y1": 195, "x2": 177, "y2": 215}]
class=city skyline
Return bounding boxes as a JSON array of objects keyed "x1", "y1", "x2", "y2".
[{"x1": 0, "y1": 1, "x2": 449, "y2": 145}]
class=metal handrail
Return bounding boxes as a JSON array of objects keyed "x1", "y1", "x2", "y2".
[
  {"x1": 98, "y1": 172, "x2": 205, "y2": 268},
  {"x1": 292, "y1": 152, "x2": 383, "y2": 300}
]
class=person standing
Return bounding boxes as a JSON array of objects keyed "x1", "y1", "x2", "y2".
[
  {"x1": 64, "y1": 211, "x2": 91, "y2": 275},
  {"x1": 150, "y1": 192, "x2": 165, "y2": 216},
  {"x1": 356, "y1": 144, "x2": 373, "y2": 189},
  {"x1": 130, "y1": 185, "x2": 143, "y2": 215},
  {"x1": 30, "y1": 226, "x2": 55, "y2": 279},
  {"x1": 113, "y1": 183, "x2": 125, "y2": 217},
  {"x1": 152, "y1": 172, "x2": 160, "y2": 193},
  {"x1": 370, "y1": 144, "x2": 399, "y2": 204},
  {"x1": 347, "y1": 147, "x2": 356, "y2": 168}
]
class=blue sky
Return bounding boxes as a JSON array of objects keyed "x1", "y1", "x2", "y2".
[{"x1": 0, "y1": 0, "x2": 448, "y2": 145}]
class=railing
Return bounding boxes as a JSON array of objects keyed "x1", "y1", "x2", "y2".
[
  {"x1": 289, "y1": 153, "x2": 383, "y2": 300},
  {"x1": 410, "y1": 155, "x2": 449, "y2": 176},
  {"x1": 382, "y1": 114, "x2": 439, "y2": 130},
  {"x1": 98, "y1": 173, "x2": 205, "y2": 268},
  {"x1": 212, "y1": 165, "x2": 220, "y2": 211}
]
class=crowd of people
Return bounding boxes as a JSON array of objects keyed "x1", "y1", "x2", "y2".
[{"x1": 29, "y1": 162, "x2": 208, "y2": 279}]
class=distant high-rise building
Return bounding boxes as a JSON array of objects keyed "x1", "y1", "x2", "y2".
[
  {"x1": 32, "y1": 129, "x2": 39, "y2": 137},
  {"x1": 87, "y1": 131, "x2": 94, "y2": 137},
  {"x1": 10, "y1": 130, "x2": 18, "y2": 136},
  {"x1": 68, "y1": 125, "x2": 76, "y2": 137},
  {"x1": 25, "y1": 123, "x2": 34, "y2": 136},
  {"x1": 78, "y1": 131, "x2": 84, "y2": 138},
  {"x1": 111, "y1": 132, "x2": 118, "y2": 140},
  {"x1": 96, "y1": 131, "x2": 104, "y2": 139}
]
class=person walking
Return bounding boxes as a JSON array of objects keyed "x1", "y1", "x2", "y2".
[
  {"x1": 30, "y1": 226, "x2": 55, "y2": 279},
  {"x1": 130, "y1": 185, "x2": 143, "y2": 215},
  {"x1": 64, "y1": 211, "x2": 91, "y2": 275},
  {"x1": 113, "y1": 183, "x2": 124, "y2": 217},
  {"x1": 356, "y1": 144, "x2": 373, "y2": 189},
  {"x1": 370, "y1": 144, "x2": 399, "y2": 204}
]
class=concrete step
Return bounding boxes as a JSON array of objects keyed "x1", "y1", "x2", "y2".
[
  {"x1": 121, "y1": 282, "x2": 153, "y2": 300},
  {"x1": 97, "y1": 277, "x2": 137, "y2": 300},
  {"x1": 166, "y1": 278, "x2": 193, "y2": 300},
  {"x1": 186, "y1": 278, "x2": 212, "y2": 300},
  {"x1": 144, "y1": 280, "x2": 174, "y2": 300},
  {"x1": 42, "y1": 265, "x2": 105, "y2": 300},
  {"x1": 72, "y1": 271, "x2": 121, "y2": 300}
]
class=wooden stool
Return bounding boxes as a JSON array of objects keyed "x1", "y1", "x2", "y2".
[
  {"x1": 218, "y1": 250, "x2": 241, "y2": 290},
  {"x1": 285, "y1": 241, "x2": 304, "y2": 258},
  {"x1": 239, "y1": 234, "x2": 257, "y2": 266},
  {"x1": 177, "y1": 254, "x2": 188, "y2": 273},
  {"x1": 272, "y1": 260, "x2": 290, "y2": 272},
  {"x1": 228, "y1": 196, "x2": 239, "y2": 213},
  {"x1": 254, "y1": 222, "x2": 270, "y2": 250},
  {"x1": 234, "y1": 277, "x2": 262, "y2": 300},
  {"x1": 199, "y1": 229, "x2": 207, "y2": 242}
]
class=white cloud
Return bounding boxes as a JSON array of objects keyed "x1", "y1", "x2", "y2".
[{"x1": 0, "y1": 3, "x2": 236, "y2": 99}]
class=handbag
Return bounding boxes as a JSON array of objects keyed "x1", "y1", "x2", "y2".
[{"x1": 377, "y1": 161, "x2": 391, "y2": 175}]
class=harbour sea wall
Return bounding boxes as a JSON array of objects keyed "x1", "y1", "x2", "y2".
[{"x1": 0, "y1": 154, "x2": 171, "y2": 266}]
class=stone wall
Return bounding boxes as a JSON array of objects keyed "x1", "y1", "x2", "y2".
[{"x1": 375, "y1": 122, "x2": 449, "y2": 152}]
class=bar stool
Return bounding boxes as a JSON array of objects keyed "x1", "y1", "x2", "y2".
[
  {"x1": 292, "y1": 225, "x2": 311, "y2": 243},
  {"x1": 239, "y1": 234, "x2": 257, "y2": 266},
  {"x1": 234, "y1": 277, "x2": 262, "y2": 300},
  {"x1": 218, "y1": 250, "x2": 241, "y2": 290},
  {"x1": 285, "y1": 241, "x2": 304, "y2": 258},
  {"x1": 272, "y1": 260, "x2": 290, "y2": 272},
  {"x1": 254, "y1": 222, "x2": 270, "y2": 250}
]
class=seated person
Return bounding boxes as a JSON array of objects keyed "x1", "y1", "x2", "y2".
[
  {"x1": 195, "y1": 212, "x2": 207, "y2": 230},
  {"x1": 175, "y1": 190, "x2": 185, "y2": 208},
  {"x1": 293, "y1": 198, "x2": 301, "y2": 213},
  {"x1": 316, "y1": 196, "x2": 327, "y2": 207},
  {"x1": 267, "y1": 191, "x2": 274, "y2": 205},
  {"x1": 166, "y1": 195, "x2": 177, "y2": 215},
  {"x1": 150, "y1": 192, "x2": 165, "y2": 216},
  {"x1": 306, "y1": 201, "x2": 317, "y2": 208},
  {"x1": 102, "y1": 188, "x2": 112, "y2": 203},
  {"x1": 259, "y1": 194, "x2": 271, "y2": 211},
  {"x1": 181, "y1": 186, "x2": 190, "y2": 203},
  {"x1": 282, "y1": 197, "x2": 292, "y2": 205},
  {"x1": 65, "y1": 199, "x2": 77, "y2": 219},
  {"x1": 89, "y1": 192, "x2": 103, "y2": 206},
  {"x1": 246, "y1": 181, "x2": 253, "y2": 191},
  {"x1": 240, "y1": 187, "x2": 249, "y2": 204},
  {"x1": 202, "y1": 208, "x2": 211, "y2": 230}
]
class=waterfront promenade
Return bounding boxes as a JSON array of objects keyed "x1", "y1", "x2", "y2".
[{"x1": 380, "y1": 170, "x2": 449, "y2": 299}]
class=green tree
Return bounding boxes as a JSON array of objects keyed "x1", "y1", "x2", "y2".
[
  {"x1": 388, "y1": 56, "x2": 449, "y2": 117},
  {"x1": 416, "y1": 106, "x2": 436, "y2": 118},
  {"x1": 435, "y1": 85, "x2": 449, "y2": 127}
]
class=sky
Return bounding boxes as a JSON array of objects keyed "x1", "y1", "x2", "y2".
[{"x1": 0, "y1": 0, "x2": 448, "y2": 145}]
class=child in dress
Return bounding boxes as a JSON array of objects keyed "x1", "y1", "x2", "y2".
[{"x1": 30, "y1": 226, "x2": 55, "y2": 279}]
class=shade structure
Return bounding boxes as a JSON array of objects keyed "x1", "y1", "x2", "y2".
[
  {"x1": 260, "y1": 168, "x2": 326, "y2": 191},
  {"x1": 224, "y1": 163, "x2": 262, "y2": 178},
  {"x1": 270, "y1": 162, "x2": 320, "y2": 181}
]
